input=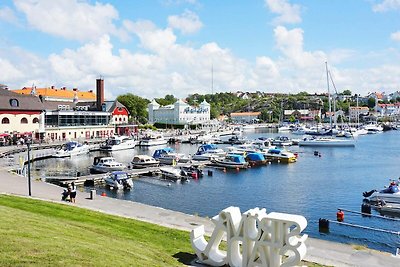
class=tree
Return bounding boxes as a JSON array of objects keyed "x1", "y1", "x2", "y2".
[
  {"x1": 117, "y1": 93, "x2": 150, "y2": 124},
  {"x1": 342, "y1": 89, "x2": 352, "y2": 95},
  {"x1": 155, "y1": 94, "x2": 177, "y2": 106},
  {"x1": 367, "y1": 97, "x2": 376, "y2": 109}
]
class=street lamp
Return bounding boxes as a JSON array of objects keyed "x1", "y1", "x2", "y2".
[{"x1": 25, "y1": 137, "x2": 32, "y2": 196}]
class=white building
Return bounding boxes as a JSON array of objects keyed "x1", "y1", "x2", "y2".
[{"x1": 148, "y1": 99, "x2": 210, "y2": 125}]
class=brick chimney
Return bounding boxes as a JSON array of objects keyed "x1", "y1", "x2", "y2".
[{"x1": 96, "y1": 78, "x2": 104, "y2": 111}]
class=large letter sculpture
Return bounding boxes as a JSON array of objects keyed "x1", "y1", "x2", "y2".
[{"x1": 190, "y1": 207, "x2": 308, "y2": 267}]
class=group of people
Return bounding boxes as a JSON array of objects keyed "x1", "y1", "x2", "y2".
[{"x1": 61, "y1": 182, "x2": 77, "y2": 203}]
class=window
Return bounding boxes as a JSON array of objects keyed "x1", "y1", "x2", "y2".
[
  {"x1": 9, "y1": 99, "x2": 19, "y2": 107},
  {"x1": 21, "y1": 118, "x2": 28, "y2": 124},
  {"x1": 33, "y1": 118, "x2": 39, "y2": 123},
  {"x1": 1, "y1": 117, "x2": 10, "y2": 124}
]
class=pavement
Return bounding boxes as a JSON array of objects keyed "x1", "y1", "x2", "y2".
[{"x1": 0, "y1": 146, "x2": 399, "y2": 266}]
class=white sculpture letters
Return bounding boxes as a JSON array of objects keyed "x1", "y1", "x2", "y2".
[{"x1": 191, "y1": 207, "x2": 308, "y2": 267}]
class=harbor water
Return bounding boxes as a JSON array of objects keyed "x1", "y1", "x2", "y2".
[{"x1": 30, "y1": 129, "x2": 400, "y2": 253}]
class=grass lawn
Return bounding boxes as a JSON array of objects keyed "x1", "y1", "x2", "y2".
[
  {"x1": 0, "y1": 194, "x2": 196, "y2": 266},
  {"x1": 0, "y1": 194, "x2": 325, "y2": 267}
]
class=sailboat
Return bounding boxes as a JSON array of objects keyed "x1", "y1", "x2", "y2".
[{"x1": 299, "y1": 62, "x2": 355, "y2": 147}]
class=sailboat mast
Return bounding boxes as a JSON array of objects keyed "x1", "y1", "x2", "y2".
[
  {"x1": 325, "y1": 62, "x2": 332, "y2": 129},
  {"x1": 211, "y1": 64, "x2": 214, "y2": 95}
]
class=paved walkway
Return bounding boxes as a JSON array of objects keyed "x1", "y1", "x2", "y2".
[{"x1": 1, "y1": 165, "x2": 399, "y2": 266}]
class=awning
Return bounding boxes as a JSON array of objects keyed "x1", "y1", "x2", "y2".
[{"x1": 0, "y1": 133, "x2": 10, "y2": 137}]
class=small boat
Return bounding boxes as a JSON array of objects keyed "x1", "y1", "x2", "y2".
[
  {"x1": 100, "y1": 136, "x2": 137, "y2": 151},
  {"x1": 192, "y1": 144, "x2": 226, "y2": 161},
  {"x1": 298, "y1": 136, "x2": 355, "y2": 147},
  {"x1": 376, "y1": 202, "x2": 400, "y2": 217},
  {"x1": 152, "y1": 147, "x2": 191, "y2": 165},
  {"x1": 159, "y1": 166, "x2": 184, "y2": 181},
  {"x1": 245, "y1": 152, "x2": 268, "y2": 166},
  {"x1": 139, "y1": 134, "x2": 168, "y2": 146},
  {"x1": 364, "y1": 123, "x2": 383, "y2": 134},
  {"x1": 103, "y1": 171, "x2": 133, "y2": 190},
  {"x1": 363, "y1": 183, "x2": 400, "y2": 204},
  {"x1": 211, "y1": 154, "x2": 249, "y2": 169},
  {"x1": 262, "y1": 148, "x2": 297, "y2": 163},
  {"x1": 270, "y1": 136, "x2": 292, "y2": 146},
  {"x1": 90, "y1": 156, "x2": 126, "y2": 174},
  {"x1": 54, "y1": 141, "x2": 90, "y2": 158},
  {"x1": 131, "y1": 155, "x2": 160, "y2": 169}
]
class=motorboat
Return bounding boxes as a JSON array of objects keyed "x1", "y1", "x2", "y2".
[
  {"x1": 227, "y1": 135, "x2": 248, "y2": 144},
  {"x1": 100, "y1": 136, "x2": 137, "y2": 151},
  {"x1": 159, "y1": 166, "x2": 185, "y2": 181},
  {"x1": 270, "y1": 136, "x2": 292, "y2": 146},
  {"x1": 232, "y1": 126, "x2": 242, "y2": 136},
  {"x1": 89, "y1": 156, "x2": 126, "y2": 173},
  {"x1": 139, "y1": 134, "x2": 168, "y2": 146},
  {"x1": 363, "y1": 123, "x2": 383, "y2": 134},
  {"x1": 262, "y1": 148, "x2": 297, "y2": 163},
  {"x1": 103, "y1": 171, "x2": 133, "y2": 190},
  {"x1": 152, "y1": 147, "x2": 191, "y2": 165},
  {"x1": 211, "y1": 154, "x2": 249, "y2": 169},
  {"x1": 242, "y1": 124, "x2": 256, "y2": 131},
  {"x1": 298, "y1": 136, "x2": 355, "y2": 147},
  {"x1": 363, "y1": 183, "x2": 400, "y2": 204},
  {"x1": 245, "y1": 152, "x2": 268, "y2": 166},
  {"x1": 193, "y1": 144, "x2": 226, "y2": 159},
  {"x1": 376, "y1": 203, "x2": 400, "y2": 217},
  {"x1": 54, "y1": 141, "x2": 90, "y2": 158},
  {"x1": 131, "y1": 155, "x2": 160, "y2": 169}
]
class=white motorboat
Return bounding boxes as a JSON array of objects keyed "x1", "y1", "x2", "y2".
[
  {"x1": 54, "y1": 141, "x2": 90, "y2": 158},
  {"x1": 364, "y1": 123, "x2": 383, "y2": 134},
  {"x1": 363, "y1": 184, "x2": 400, "y2": 204},
  {"x1": 159, "y1": 166, "x2": 184, "y2": 181},
  {"x1": 139, "y1": 135, "x2": 168, "y2": 146},
  {"x1": 131, "y1": 155, "x2": 159, "y2": 169},
  {"x1": 192, "y1": 144, "x2": 226, "y2": 161},
  {"x1": 298, "y1": 136, "x2": 355, "y2": 147},
  {"x1": 261, "y1": 148, "x2": 297, "y2": 163},
  {"x1": 90, "y1": 156, "x2": 126, "y2": 173},
  {"x1": 152, "y1": 147, "x2": 191, "y2": 165},
  {"x1": 270, "y1": 136, "x2": 292, "y2": 146},
  {"x1": 211, "y1": 154, "x2": 249, "y2": 169},
  {"x1": 100, "y1": 136, "x2": 137, "y2": 151},
  {"x1": 103, "y1": 171, "x2": 133, "y2": 190}
]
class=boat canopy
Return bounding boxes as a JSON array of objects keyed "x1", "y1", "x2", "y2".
[
  {"x1": 197, "y1": 144, "x2": 218, "y2": 153},
  {"x1": 65, "y1": 141, "x2": 80, "y2": 150},
  {"x1": 226, "y1": 154, "x2": 246, "y2": 163},
  {"x1": 111, "y1": 171, "x2": 129, "y2": 180},
  {"x1": 268, "y1": 148, "x2": 282, "y2": 154},
  {"x1": 153, "y1": 147, "x2": 175, "y2": 158},
  {"x1": 246, "y1": 152, "x2": 265, "y2": 161}
]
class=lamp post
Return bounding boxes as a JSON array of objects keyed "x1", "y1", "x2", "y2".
[{"x1": 25, "y1": 138, "x2": 32, "y2": 196}]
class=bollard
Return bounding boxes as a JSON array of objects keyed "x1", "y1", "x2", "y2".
[
  {"x1": 319, "y1": 218, "x2": 330, "y2": 233},
  {"x1": 361, "y1": 203, "x2": 372, "y2": 215},
  {"x1": 90, "y1": 189, "x2": 96, "y2": 200}
]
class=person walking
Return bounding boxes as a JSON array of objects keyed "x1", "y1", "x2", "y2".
[{"x1": 70, "y1": 182, "x2": 77, "y2": 203}]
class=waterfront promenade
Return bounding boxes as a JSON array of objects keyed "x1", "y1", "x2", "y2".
[{"x1": 0, "y1": 146, "x2": 399, "y2": 266}]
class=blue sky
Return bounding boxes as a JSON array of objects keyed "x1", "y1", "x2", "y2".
[{"x1": 1, "y1": 0, "x2": 400, "y2": 100}]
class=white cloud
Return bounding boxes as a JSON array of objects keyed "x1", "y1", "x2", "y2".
[
  {"x1": 168, "y1": 10, "x2": 203, "y2": 34},
  {"x1": 13, "y1": 0, "x2": 127, "y2": 42},
  {"x1": 0, "y1": 6, "x2": 19, "y2": 25},
  {"x1": 391, "y1": 31, "x2": 400, "y2": 41},
  {"x1": 372, "y1": 0, "x2": 400, "y2": 12},
  {"x1": 2, "y1": 17, "x2": 400, "y2": 99},
  {"x1": 265, "y1": 0, "x2": 302, "y2": 25}
]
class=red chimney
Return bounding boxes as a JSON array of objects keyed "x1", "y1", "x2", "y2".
[{"x1": 96, "y1": 78, "x2": 104, "y2": 111}]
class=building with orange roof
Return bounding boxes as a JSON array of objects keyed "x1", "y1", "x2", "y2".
[
  {"x1": 12, "y1": 86, "x2": 96, "y2": 102},
  {"x1": 230, "y1": 112, "x2": 261, "y2": 123}
]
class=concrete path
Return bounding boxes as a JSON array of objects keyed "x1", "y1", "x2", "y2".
[{"x1": 0, "y1": 166, "x2": 399, "y2": 266}]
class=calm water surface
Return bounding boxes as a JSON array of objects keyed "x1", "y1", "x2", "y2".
[{"x1": 31, "y1": 129, "x2": 400, "y2": 253}]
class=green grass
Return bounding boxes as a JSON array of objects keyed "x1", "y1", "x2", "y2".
[
  {"x1": 0, "y1": 194, "x2": 328, "y2": 267},
  {"x1": 0, "y1": 194, "x2": 196, "y2": 266}
]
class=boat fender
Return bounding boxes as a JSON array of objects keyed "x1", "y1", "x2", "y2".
[{"x1": 336, "y1": 209, "x2": 344, "y2": 222}]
